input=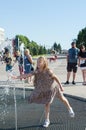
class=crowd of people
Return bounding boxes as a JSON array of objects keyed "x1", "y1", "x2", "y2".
[
  {"x1": 0, "y1": 48, "x2": 34, "y2": 83},
  {"x1": 0, "y1": 41, "x2": 86, "y2": 128},
  {"x1": 65, "y1": 42, "x2": 86, "y2": 85}
]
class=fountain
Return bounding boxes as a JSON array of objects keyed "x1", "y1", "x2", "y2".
[
  {"x1": 0, "y1": 61, "x2": 26, "y2": 130},
  {"x1": 0, "y1": 43, "x2": 35, "y2": 130},
  {"x1": 20, "y1": 43, "x2": 25, "y2": 99},
  {"x1": 0, "y1": 78, "x2": 34, "y2": 130},
  {"x1": 14, "y1": 87, "x2": 18, "y2": 130}
]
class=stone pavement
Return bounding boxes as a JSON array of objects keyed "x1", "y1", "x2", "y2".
[
  {"x1": 49, "y1": 58, "x2": 86, "y2": 101},
  {"x1": 0, "y1": 58, "x2": 86, "y2": 130},
  {"x1": 0, "y1": 57, "x2": 86, "y2": 100}
]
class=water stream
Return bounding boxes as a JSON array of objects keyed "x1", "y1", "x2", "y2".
[{"x1": 0, "y1": 69, "x2": 27, "y2": 130}]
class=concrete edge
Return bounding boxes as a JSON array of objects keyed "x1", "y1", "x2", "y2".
[{"x1": 64, "y1": 93, "x2": 86, "y2": 102}]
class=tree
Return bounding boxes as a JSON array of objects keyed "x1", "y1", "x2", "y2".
[
  {"x1": 16, "y1": 35, "x2": 30, "y2": 47},
  {"x1": 52, "y1": 42, "x2": 62, "y2": 53},
  {"x1": 57, "y1": 43, "x2": 62, "y2": 53},
  {"x1": 14, "y1": 34, "x2": 50, "y2": 56},
  {"x1": 76, "y1": 27, "x2": 86, "y2": 48},
  {"x1": 28, "y1": 41, "x2": 39, "y2": 55},
  {"x1": 53, "y1": 42, "x2": 58, "y2": 51},
  {"x1": 43, "y1": 46, "x2": 47, "y2": 54},
  {"x1": 38, "y1": 46, "x2": 44, "y2": 55}
]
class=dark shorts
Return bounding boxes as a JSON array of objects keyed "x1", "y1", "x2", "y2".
[
  {"x1": 67, "y1": 62, "x2": 77, "y2": 73},
  {"x1": 6, "y1": 65, "x2": 12, "y2": 71}
]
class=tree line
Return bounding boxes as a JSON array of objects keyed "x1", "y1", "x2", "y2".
[
  {"x1": 14, "y1": 27, "x2": 86, "y2": 55},
  {"x1": 14, "y1": 35, "x2": 62, "y2": 56}
]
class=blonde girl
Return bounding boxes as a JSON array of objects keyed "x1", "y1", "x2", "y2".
[
  {"x1": 12, "y1": 56, "x2": 75, "y2": 128},
  {"x1": 24, "y1": 49, "x2": 33, "y2": 83}
]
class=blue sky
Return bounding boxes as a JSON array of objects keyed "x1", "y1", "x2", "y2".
[{"x1": 0, "y1": 0, "x2": 86, "y2": 49}]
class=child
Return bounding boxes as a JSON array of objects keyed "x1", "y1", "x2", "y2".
[
  {"x1": 24, "y1": 49, "x2": 33, "y2": 83},
  {"x1": 14, "y1": 51, "x2": 23, "y2": 80},
  {"x1": 12, "y1": 56, "x2": 75, "y2": 128},
  {"x1": 4, "y1": 51, "x2": 12, "y2": 72}
]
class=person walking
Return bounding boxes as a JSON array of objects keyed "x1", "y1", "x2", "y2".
[
  {"x1": 12, "y1": 56, "x2": 75, "y2": 128},
  {"x1": 78, "y1": 45, "x2": 86, "y2": 85},
  {"x1": 65, "y1": 42, "x2": 79, "y2": 85}
]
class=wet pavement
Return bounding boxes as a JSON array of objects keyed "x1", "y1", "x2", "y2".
[
  {"x1": 0, "y1": 88, "x2": 86, "y2": 130},
  {"x1": 0, "y1": 57, "x2": 86, "y2": 130}
]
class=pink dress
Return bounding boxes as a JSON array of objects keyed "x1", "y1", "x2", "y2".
[{"x1": 28, "y1": 68, "x2": 62, "y2": 104}]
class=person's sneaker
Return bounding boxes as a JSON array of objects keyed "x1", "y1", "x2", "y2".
[
  {"x1": 64, "y1": 81, "x2": 69, "y2": 84},
  {"x1": 72, "y1": 81, "x2": 76, "y2": 85},
  {"x1": 43, "y1": 120, "x2": 50, "y2": 128},
  {"x1": 68, "y1": 107, "x2": 75, "y2": 118}
]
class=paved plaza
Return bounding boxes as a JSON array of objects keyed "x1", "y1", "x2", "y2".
[{"x1": 0, "y1": 57, "x2": 86, "y2": 130}]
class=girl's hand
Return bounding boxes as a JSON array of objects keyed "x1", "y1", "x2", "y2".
[{"x1": 11, "y1": 75, "x2": 17, "y2": 79}]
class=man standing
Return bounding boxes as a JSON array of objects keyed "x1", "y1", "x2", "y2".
[{"x1": 65, "y1": 42, "x2": 79, "y2": 85}]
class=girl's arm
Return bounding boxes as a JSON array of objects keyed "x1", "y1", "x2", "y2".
[
  {"x1": 27, "y1": 55, "x2": 33, "y2": 64},
  {"x1": 12, "y1": 73, "x2": 32, "y2": 79},
  {"x1": 53, "y1": 74, "x2": 64, "y2": 91}
]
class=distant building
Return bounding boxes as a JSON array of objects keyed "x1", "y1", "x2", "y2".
[
  {"x1": 61, "y1": 49, "x2": 68, "y2": 54},
  {"x1": 0, "y1": 27, "x2": 5, "y2": 44}
]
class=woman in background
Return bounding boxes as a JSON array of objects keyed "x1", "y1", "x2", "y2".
[
  {"x1": 24, "y1": 49, "x2": 33, "y2": 83},
  {"x1": 78, "y1": 45, "x2": 86, "y2": 85}
]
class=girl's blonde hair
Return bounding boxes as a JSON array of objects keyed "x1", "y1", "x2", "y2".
[
  {"x1": 37, "y1": 56, "x2": 48, "y2": 70},
  {"x1": 24, "y1": 49, "x2": 30, "y2": 54}
]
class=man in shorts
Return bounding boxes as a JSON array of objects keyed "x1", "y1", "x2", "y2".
[{"x1": 65, "y1": 42, "x2": 79, "y2": 85}]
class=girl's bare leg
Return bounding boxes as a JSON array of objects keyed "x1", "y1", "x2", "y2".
[
  {"x1": 82, "y1": 70, "x2": 85, "y2": 83},
  {"x1": 58, "y1": 94, "x2": 75, "y2": 117},
  {"x1": 43, "y1": 103, "x2": 50, "y2": 127},
  {"x1": 45, "y1": 103, "x2": 50, "y2": 120},
  {"x1": 58, "y1": 94, "x2": 71, "y2": 109}
]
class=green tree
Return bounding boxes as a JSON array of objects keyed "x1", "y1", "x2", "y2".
[
  {"x1": 16, "y1": 35, "x2": 30, "y2": 47},
  {"x1": 53, "y1": 42, "x2": 58, "y2": 51},
  {"x1": 28, "y1": 41, "x2": 39, "y2": 55},
  {"x1": 76, "y1": 27, "x2": 86, "y2": 48},
  {"x1": 57, "y1": 43, "x2": 62, "y2": 53},
  {"x1": 14, "y1": 34, "x2": 49, "y2": 55},
  {"x1": 43, "y1": 46, "x2": 47, "y2": 54},
  {"x1": 38, "y1": 46, "x2": 44, "y2": 55},
  {"x1": 52, "y1": 42, "x2": 62, "y2": 53}
]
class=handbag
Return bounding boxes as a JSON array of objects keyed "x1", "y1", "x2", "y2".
[
  {"x1": 31, "y1": 64, "x2": 34, "y2": 71},
  {"x1": 80, "y1": 60, "x2": 86, "y2": 67}
]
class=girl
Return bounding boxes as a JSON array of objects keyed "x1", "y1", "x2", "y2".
[
  {"x1": 14, "y1": 51, "x2": 23, "y2": 80},
  {"x1": 4, "y1": 51, "x2": 12, "y2": 72},
  {"x1": 78, "y1": 45, "x2": 86, "y2": 85},
  {"x1": 24, "y1": 49, "x2": 33, "y2": 83},
  {"x1": 12, "y1": 56, "x2": 75, "y2": 128}
]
